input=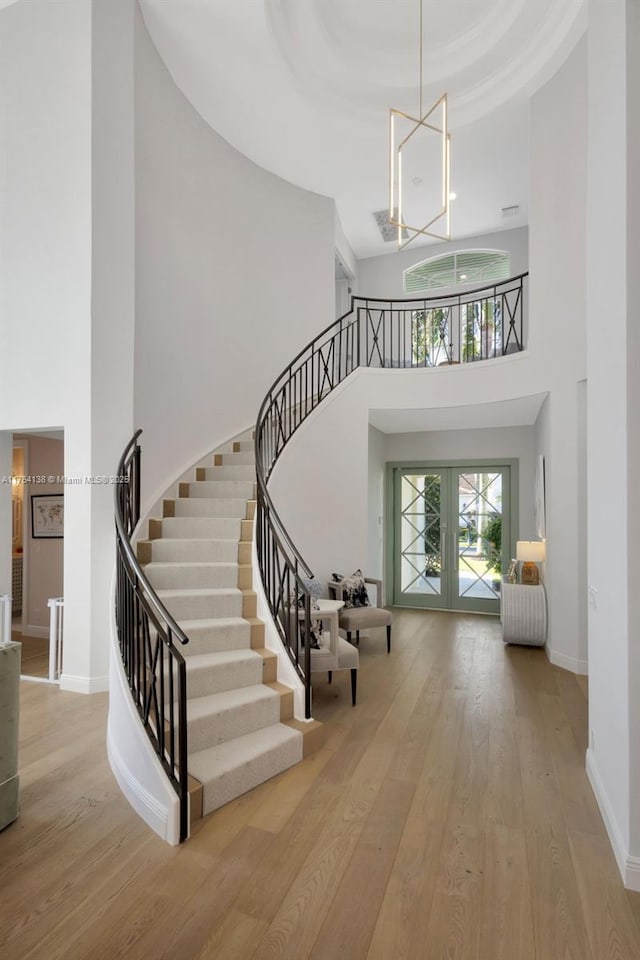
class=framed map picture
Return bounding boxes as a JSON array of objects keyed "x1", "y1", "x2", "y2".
[{"x1": 31, "y1": 494, "x2": 64, "y2": 539}]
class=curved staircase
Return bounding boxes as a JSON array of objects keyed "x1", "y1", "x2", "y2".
[
  {"x1": 135, "y1": 432, "x2": 315, "y2": 823},
  {"x1": 114, "y1": 275, "x2": 527, "y2": 840}
]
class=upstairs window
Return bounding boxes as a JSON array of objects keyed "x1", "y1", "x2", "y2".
[{"x1": 404, "y1": 250, "x2": 511, "y2": 294}]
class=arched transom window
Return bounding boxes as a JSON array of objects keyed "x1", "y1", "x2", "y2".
[{"x1": 404, "y1": 249, "x2": 511, "y2": 294}]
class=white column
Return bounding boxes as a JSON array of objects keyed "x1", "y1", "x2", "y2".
[{"x1": 586, "y1": 0, "x2": 640, "y2": 890}]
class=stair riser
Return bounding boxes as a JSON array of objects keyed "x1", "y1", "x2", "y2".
[
  {"x1": 214, "y1": 452, "x2": 255, "y2": 466},
  {"x1": 187, "y1": 694, "x2": 281, "y2": 752},
  {"x1": 179, "y1": 623, "x2": 251, "y2": 655},
  {"x1": 183, "y1": 481, "x2": 255, "y2": 499},
  {"x1": 199, "y1": 465, "x2": 256, "y2": 480},
  {"x1": 199, "y1": 735, "x2": 302, "y2": 816},
  {"x1": 232, "y1": 440, "x2": 255, "y2": 452},
  {"x1": 150, "y1": 540, "x2": 239, "y2": 563},
  {"x1": 146, "y1": 564, "x2": 239, "y2": 591},
  {"x1": 199, "y1": 466, "x2": 255, "y2": 481},
  {"x1": 172, "y1": 500, "x2": 248, "y2": 518},
  {"x1": 185, "y1": 658, "x2": 263, "y2": 699},
  {"x1": 161, "y1": 592, "x2": 244, "y2": 621},
  {"x1": 158, "y1": 517, "x2": 242, "y2": 539}
]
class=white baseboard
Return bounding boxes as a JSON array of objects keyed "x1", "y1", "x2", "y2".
[
  {"x1": 586, "y1": 748, "x2": 640, "y2": 891},
  {"x1": 627, "y1": 856, "x2": 640, "y2": 892},
  {"x1": 24, "y1": 624, "x2": 48, "y2": 639},
  {"x1": 107, "y1": 729, "x2": 175, "y2": 845},
  {"x1": 545, "y1": 645, "x2": 588, "y2": 675},
  {"x1": 59, "y1": 673, "x2": 109, "y2": 694}
]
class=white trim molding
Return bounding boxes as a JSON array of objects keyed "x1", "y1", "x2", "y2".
[
  {"x1": 545, "y1": 645, "x2": 588, "y2": 675},
  {"x1": 586, "y1": 748, "x2": 640, "y2": 891},
  {"x1": 107, "y1": 728, "x2": 173, "y2": 844},
  {"x1": 60, "y1": 673, "x2": 109, "y2": 694}
]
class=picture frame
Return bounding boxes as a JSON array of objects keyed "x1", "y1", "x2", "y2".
[
  {"x1": 534, "y1": 455, "x2": 546, "y2": 539},
  {"x1": 31, "y1": 494, "x2": 64, "y2": 539}
]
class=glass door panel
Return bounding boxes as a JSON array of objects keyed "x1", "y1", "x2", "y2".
[
  {"x1": 395, "y1": 470, "x2": 448, "y2": 608},
  {"x1": 392, "y1": 463, "x2": 511, "y2": 614},
  {"x1": 456, "y1": 471, "x2": 505, "y2": 610}
]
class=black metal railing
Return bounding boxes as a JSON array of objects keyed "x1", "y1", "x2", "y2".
[
  {"x1": 255, "y1": 274, "x2": 527, "y2": 716},
  {"x1": 114, "y1": 430, "x2": 190, "y2": 842}
]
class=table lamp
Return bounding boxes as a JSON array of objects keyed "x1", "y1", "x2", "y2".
[{"x1": 516, "y1": 540, "x2": 545, "y2": 585}]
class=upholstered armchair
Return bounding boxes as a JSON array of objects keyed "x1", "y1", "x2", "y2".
[
  {"x1": 300, "y1": 599, "x2": 359, "y2": 705},
  {"x1": 327, "y1": 574, "x2": 392, "y2": 653}
]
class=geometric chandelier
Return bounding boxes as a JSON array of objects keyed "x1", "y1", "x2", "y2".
[{"x1": 388, "y1": 0, "x2": 452, "y2": 250}]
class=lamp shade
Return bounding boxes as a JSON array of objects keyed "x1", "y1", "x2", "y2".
[{"x1": 516, "y1": 540, "x2": 545, "y2": 563}]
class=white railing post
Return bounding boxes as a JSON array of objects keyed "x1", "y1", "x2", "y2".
[
  {"x1": 0, "y1": 594, "x2": 11, "y2": 646},
  {"x1": 47, "y1": 597, "x2": 64, "y2": 682}
]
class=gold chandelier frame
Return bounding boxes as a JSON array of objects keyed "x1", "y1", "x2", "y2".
[{"x1": 388, "y1": 0, "x2": 452, "y2": 249}]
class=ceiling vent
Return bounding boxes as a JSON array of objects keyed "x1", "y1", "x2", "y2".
[
  {"x1": 501, "y1": 204, "x2": 520, "y2": 218},
  {"x1": 374, "y1": 209, "x2": 408, "y2": 243}
]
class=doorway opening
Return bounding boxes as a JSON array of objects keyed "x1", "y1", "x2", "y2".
[
  {"x1": 388, "y1": 460, "x2": 518, "y2": 615},
  {"x1": 9, "y1": 431, "x2": 64, "y2": 682}
]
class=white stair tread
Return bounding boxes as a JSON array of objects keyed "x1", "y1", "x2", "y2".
[
  {"x1": 178, "y1": 616, "x2": 249, "y2": 631},
  {"x1": 185, "y1": 481, "x2": 254, "y2": 494},
  {"x1": 172, "y1": 499, "x2": 248, "y2": 517},
  {"x1": 218, "y1": 452, "x2": 255, "y2": 465},
  {"x1": 157, "y1": 587, "x2": 242, "y2": 599},
  {"x1": 189, "y1": 723, "x2": 301, "y2": 789},
  {"x1": 149, "y1": 539, "x2": 239, "y2": 563},
  {"x1": 146, "y1": 561, "x2": 238, "y2": 572},
  {"x1": 201, "y1": 465, "x2": 256, "y2": 479},
  {"x1": 159, "y1": 517, "x2": 242, "y2": 537},
  {"x1": 185, "y1": 649, "x2": 261, "y2": 674},
  {"x1": 185, "y1": 684, "x2": 282, "y2": 752},
  {"x1": 187, "y1": 683, "x2": 277, "y2": 722}
]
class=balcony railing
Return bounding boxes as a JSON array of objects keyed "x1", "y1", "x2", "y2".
[{"x1": 255, "y1": 274, "x2": 527, "y2": 717}]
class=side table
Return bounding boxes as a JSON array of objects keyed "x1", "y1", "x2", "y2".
[{"x1": 500, "y1": 583, "x2": 547, "y2": 646}]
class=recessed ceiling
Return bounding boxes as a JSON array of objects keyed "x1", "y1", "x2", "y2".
[
  {"x1": 369, "y1": 392, "x2": 548, "y2": 433},
  {"x1": 139, "y1": 0, "x2": 586, "y2": 258}
]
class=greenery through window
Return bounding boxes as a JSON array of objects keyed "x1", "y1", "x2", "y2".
[{"x1": 404, "y1": 250, "x2": 511, "y2": 294}]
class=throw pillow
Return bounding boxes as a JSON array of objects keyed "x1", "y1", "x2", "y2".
[
  {"x1": 297, "y1": 592, "x2": 323, "y2": 649},
  {"x1": 331, "y1": 569, "x2": 371, "y2": 608}
]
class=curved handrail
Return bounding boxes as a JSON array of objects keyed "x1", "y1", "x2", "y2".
[
  {"x1": 114, "y1": 430, "x2": 190, "y2": 842},
  {"x1": 255, "y1": 274, "x2": 528, "y2": 716}
]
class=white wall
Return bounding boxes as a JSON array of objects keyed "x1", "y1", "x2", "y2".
[
  {"x1": 529, "y1": 35, "x2": 588, "y2": 675},
  {"x1": 0, "y1": 0, "x2": 135, "y2": 690},
  {"x1": 626, "y1": 0, "x2": 640, "y2": 867},
  {"x1": 134, "y1": 12, "x2": 335, "y2": 508},
  {"x1": 0, "y1": 435, "x2": 11, "y2": 598},
  {"x1": 22, "y1": 438, "x2": 64, "y2": 633},
  {"x1": 0, "y1": 0, "x2": 93, "y2": 687},
  {"x1": 584, "y1": 0, "x2": 639, "y2": 890},
  {"x1": 270, "y1": 356, "x2": 545, "y2": 596},
  {"x1": 335, "y1": 213, "x2": 359, "y2": 292},
  {"x1": 384, "y1": 424, "x2": 536, "y2": 534},
  {"x1": 367, "y1": 425, "x2": 385, "y2": 584},
  {"x1": 90, "y1": 0, "x2": 135, "y2": 685},
  {"x1": 357, "y1": 226, "x2": 529, "y2": 300}
]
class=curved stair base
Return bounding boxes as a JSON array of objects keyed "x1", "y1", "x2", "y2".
[{"x1": 137, "y1": 429, "x2": 323, "y2": 829}]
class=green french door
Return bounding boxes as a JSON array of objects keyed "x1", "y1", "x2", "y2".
[{"x1": 391, "y1": 463, "x2": 513, "y2": 614}]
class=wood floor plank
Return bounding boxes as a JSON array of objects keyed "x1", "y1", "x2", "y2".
[
  {"x1": 308, "y1": 777, "x2": 415, "y2": 960},
  {"x1": 568, "y1": 829, "x2": 640, "y2": 960},
  {"x1": 479, "y1": 636, "x2": 536, "y2": 959},
  {"x1": 2, "y1": 609, "x2": 640, "y2": 960},
  {"x1": 366, "y1": 689, "x2": 467, "y2": 960}
]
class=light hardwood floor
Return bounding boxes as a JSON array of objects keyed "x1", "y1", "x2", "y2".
[
  {"x1": 1, "y1": 609, "x2": 639, "y2": 960},
  {"x1": 12, "y1": 631, "x2": 49, "y2": 679}
]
